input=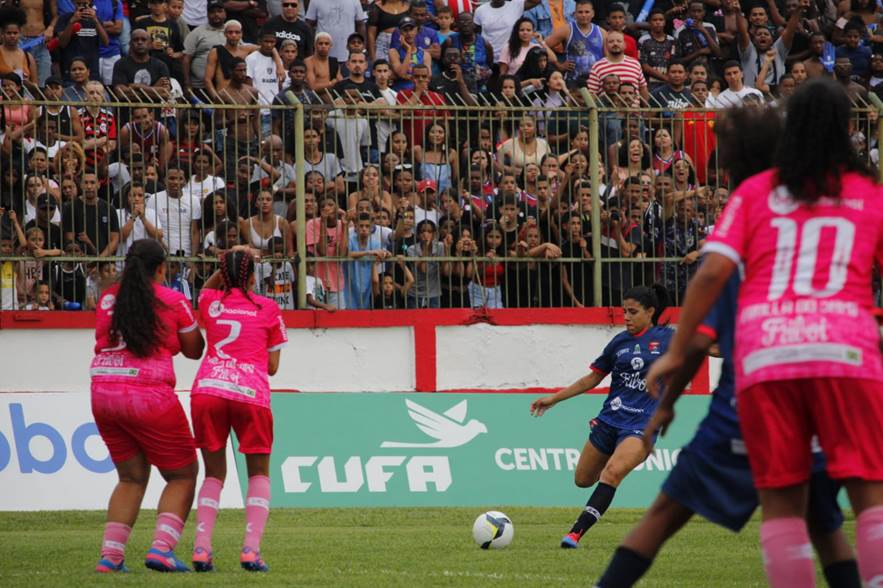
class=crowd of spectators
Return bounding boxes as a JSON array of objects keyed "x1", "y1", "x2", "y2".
[{"x1": 0, "y1": 0, "x2": 878, "y2": 311}]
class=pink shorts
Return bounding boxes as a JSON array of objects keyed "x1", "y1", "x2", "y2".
[
  {"x1": 91, "y1": 384, "x2": 196, "y2": 471},
  {"x1": 191, "y1": 394, "x2": 273, "y2": 454},
  {"x1": 738, "y1": 378, "x2": 883, "y2": 488}
]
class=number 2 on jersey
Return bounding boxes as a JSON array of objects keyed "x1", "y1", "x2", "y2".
[
  {"x1": 768, "y1": 217, "x2": 856, "y2": 300},
  {"x1": 215, "y1": 319, "x2": 242, "y2": 359}
]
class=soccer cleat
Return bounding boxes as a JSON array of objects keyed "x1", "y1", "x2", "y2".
[
  {"x1": 561, "y1": 532, "x2": 583, "y2": 549},
  {"x1": 145, "y1": 548, "x2": 191, "y2": 572},
  {"x1": 95, "y1": 558, "x2": 128, "y2": 573},
  {"x1": 192, "y1": 547, "x2": 214, "y2": 572},
  {"x1": 240, "y1": 547, "x2": 269, "y2": 572}
]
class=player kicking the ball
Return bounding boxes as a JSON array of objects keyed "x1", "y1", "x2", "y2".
[
  {"x1": 637, "y1": 80, "x2": 883, "y2": 587},
  {"x1": 531, "y1": 285, "x2": 673, "y2": 549},
  {"x1": 190, "y1": 247, "x2": 288, "y2": 573}
]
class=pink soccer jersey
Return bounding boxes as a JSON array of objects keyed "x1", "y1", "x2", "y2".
[
  {"x1": 191, "y1": 288, "x2": 288, "y2": 408},
  {"x1": 91, "y1": 283, "x2": 199, "y2": 388},
  {"x1": 705, "y1": 169, "x2": 883, "y2": 391}
]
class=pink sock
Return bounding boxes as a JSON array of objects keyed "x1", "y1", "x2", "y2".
[
  {"x1": 243, "y1": 475, "x2": 271, "y2": 553},
  {"x1": 856, "y1": 506, "x2": 883, "y2": 585},
  {"x1": 194, "y1": 477, "x2": 224, "y2": 552},
  {"x1": 760, "y1": 517, "x2": 815, "y2": 588},
  {"x1": 100, "y1": 522, "x2": 132, "y2": 564},
  {"x1": 152, "y1": 512, "x2": 185, "y2": 552}
]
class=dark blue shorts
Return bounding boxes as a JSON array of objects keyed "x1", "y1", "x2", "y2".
[
  {"x1": 662, "y1": 445, "x2": 758, "y2": 532},
  {"x1": 588, "y1": 418, "x2": 650, "y2": 456},
  {"x1": 663, "y1": 440, "x2": 845, "y2": 533}
]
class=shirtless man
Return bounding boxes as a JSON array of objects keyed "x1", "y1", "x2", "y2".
[
  {"x1": 204, "y1": 19, "x2": 257, "y2": 98},
  {"x1": 218, "y1": 58, "x2": 261, "y2": 179},
  {"x1": 802, "y1": 32, "x2": 828, "y2": 79},
  {"x1": 18, "y1": 0, "x2": 55, "y2": 85},
  {"x1": 305, "y1": 31, "x2": 341, "y2": 99}
]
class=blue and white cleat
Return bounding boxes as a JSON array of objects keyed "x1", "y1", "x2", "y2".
[
  {"x1": 95, "y1": 558, "x2": 128, "y2": 573},
  {"x1": 240, "y1": 547, "x2": 269, "y2": 572},
  {"x1": 192, "y1": 547, "x2": 214, "y2": 572},
  {"x1": 145, "y1": 548, "x2": 191, "y2": 572},
  {"x1": 560, "y1": 532, "x2": 582, "y2": 549}
]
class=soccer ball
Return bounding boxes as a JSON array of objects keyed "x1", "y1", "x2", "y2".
[{"x1": 472, "y1": 511, "x2": 514, "y2": 549}]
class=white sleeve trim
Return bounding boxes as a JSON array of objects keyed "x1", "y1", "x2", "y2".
[
  {"x1": 178, "y1": 322, "x2": 199, "y2": 333},
  {"x1": 702, "y1": 241, "x2": 742, "y2": 265},
  {"x1": 267, "y1": 342, "x2": 288, "y2": 352}
]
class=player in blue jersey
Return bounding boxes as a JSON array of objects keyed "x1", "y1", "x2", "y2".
[
  {"x1": 530, "y1": 284, "x2": 673, "y2": 549},
  {"x1": 594, "y1": 106, "x2": 860, "y2": 588}
]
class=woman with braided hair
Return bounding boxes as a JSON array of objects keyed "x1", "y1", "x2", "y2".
[
  {"x1": 189, "y1": 245, "x2": 288, "y2": 574},
  {"x1": 91, "y1": 239, "x2": 205, "y2": 574}
]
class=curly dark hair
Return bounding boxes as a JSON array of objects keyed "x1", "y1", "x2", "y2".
[
  {"x1": 715, "y1": 105, "x2": 782, "y2": 186},
  {"x1": 774, "y1": 78, "x2": 872, "y2": 204},
  {"x1": 110, "y1": 239, "x2": 166, "y2": 357}
]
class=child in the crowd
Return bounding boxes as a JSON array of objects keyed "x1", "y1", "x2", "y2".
[
  {"x1": 17, "y1": 227, "x2": 62, "y2": 308},
  {"x1": 305, "y1": 254, "x2": 337, "y2": 311},
  {"x1": 51, "y1": 241, "x2": 88, "y2": 310},
  {"x1": 21, "y1": 281, "x2": 55, "y2": 310},
  {"x1": 0, "y1": 227, "x2": 17, "y2": 311},
  {"x1": 469, "y1": 221, "x2": 505, "y2": 309},
  {"x1": 164, "y1": 251, "x2": 192, "y2": 301},
  {"x1": 85, "y1": 262, "x2": 119, "y2": 310},
  {"x1": 255, "y1": 237, "x2": 296, "y2": 310},
  {"x1": 373, "y1": 258, "x2": 414, "y2": 309}
]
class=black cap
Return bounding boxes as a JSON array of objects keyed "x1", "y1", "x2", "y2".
[
  {"x1": 207, "y1": 0, "x2": 225, "y2": 10},
  {"x1": 399, "y1": 16, "x2": 417, "y2": 30},
  {"x1": 44, "y1": 75, "x2": 63, "y2": 87},
  {"x1": 37, "y1": 193, "x2": 56, "y2": 209}
]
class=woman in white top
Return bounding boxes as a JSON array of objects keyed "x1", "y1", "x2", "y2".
[
  {"x1": 496, "y1": 114, "x2": 551, "y2": 178},
  {"x1": 498, "y1": 17, "x2": 556, "y2": 77},
  {"x1": 116, "y1": 182, "x2": 163, "y2": 268},
  {"x1": 183, "y1": 150, "x2": 226, "y2": 200},
  {"x1": 240, "y1": 190, "x2": 292, "y2": 256}
]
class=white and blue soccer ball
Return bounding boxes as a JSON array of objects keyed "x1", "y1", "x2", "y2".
[{"x1": 472, "y1": 511, "x2": 514, "y2": 549}]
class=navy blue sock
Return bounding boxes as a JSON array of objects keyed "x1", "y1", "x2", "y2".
[
  {"x1": 595, "y1": 546, "x2": 653, "y2": 588},
  {"x1": 822, "y1": 559, "x2": 860, "y2": 588},
  {"x1": 570, "y1": 482, "x2": 616, "y2": 536}
]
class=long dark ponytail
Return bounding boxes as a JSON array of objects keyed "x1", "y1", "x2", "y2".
[
  {"x1": 110, "y1": 239, "x2": 166, "y2": 357},
  {"x1": 219, "y1": 249, "x2": 260, "y2": 308},
  {"x1": 623, "y1": 283, "x2": 670, "y2": 326}
]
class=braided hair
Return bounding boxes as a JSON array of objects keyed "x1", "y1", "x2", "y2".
[{"x1": 219, "y1": 249, "x2": 261, "y2": 308}]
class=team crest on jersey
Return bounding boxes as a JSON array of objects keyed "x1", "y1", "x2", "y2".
[
  {"x1": 649, "y1": 341, "x2": 660, "y2": 354},
  {"x1": 208, "y1": 300, "x2": 224, "y2": 318},
  {"x1": 631, "y1": 357, "x2": 644, "y2": 370},
  {"x1": 633, "y1": 344, "x2": 641, "y2": 354}
]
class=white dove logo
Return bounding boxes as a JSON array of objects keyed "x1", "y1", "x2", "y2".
[{"x1": 381, "y1": 399, "x2": 488, "y2": 448}]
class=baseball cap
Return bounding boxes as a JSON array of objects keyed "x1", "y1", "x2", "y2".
[
  {"x1": 37, "y1": 193, "x2": 56, "y2": 209},
  {"x1": 207, "y1": 0, "x2": 225, "y2": 10},
  {"x1": 399, "y1": 17, "x2": 417, "y2": 30},
  {"x1": 44, "y1": 75, "x2": 64, "y2": 87},
  {"x1": 417, "y1": 179, "x2": 437, "y2": 192}
]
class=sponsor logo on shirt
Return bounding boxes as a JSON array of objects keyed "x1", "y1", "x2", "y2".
[
  {"x1": 610, "y1": 396, "x2": 622, "y2": 411},
  {"x1": 630, "y1": 357, "x2": 644, "y2": 370},
  {"x1": 633, "y1": 344, "x2": 641, "y2": 354},
  {"x1": 208, "y1": 300, "x2": 223, "y2": 318},
  {"x1": 616, "y1": 347, "x2": 630, "y2": 357},
  {"x1": 100, "y1": 294, "x2": 115, "y2": 310},
  {"x1": 649, "y1": 341, "x2": 661, "y2": 354}
]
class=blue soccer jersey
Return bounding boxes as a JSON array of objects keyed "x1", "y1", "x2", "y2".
[
  {"x1": 687, "y1": 273, "x2": 742, "y2": 459},
  {"x1": 591, "y1": 325, "x2": 675, "y2": 431}
]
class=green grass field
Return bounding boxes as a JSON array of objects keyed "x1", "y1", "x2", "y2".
[{"x1": 0, "y1": 507, "x2": 849, "y2": 587}]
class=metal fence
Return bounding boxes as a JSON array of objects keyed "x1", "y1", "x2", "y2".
[{"x1": 0, "y1": 87, "x2": 880, "y2": 311}]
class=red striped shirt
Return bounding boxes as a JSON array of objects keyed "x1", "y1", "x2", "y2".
[{"x1": 587, "y1": 56, "x2": 647, "y2": 95}]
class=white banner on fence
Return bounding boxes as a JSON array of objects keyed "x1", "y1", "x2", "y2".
[{"x1": 0, "y1": 392, "x2": 243, "y2": 511}]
